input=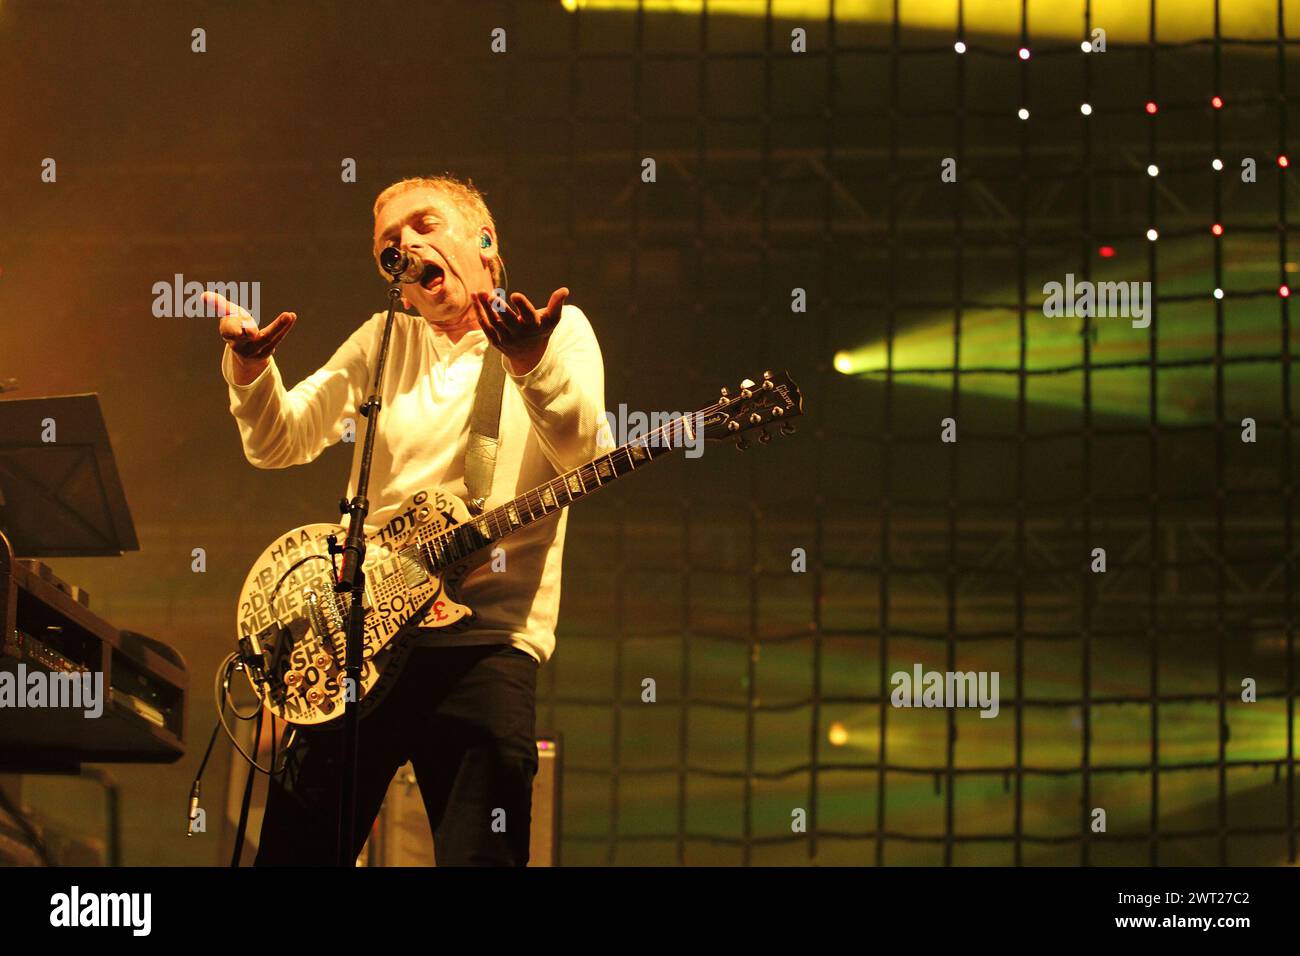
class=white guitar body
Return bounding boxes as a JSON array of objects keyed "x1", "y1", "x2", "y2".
[
  {"x1": 232, "y1": 369, "x2": 804, "y2": 728},
  {"x1": 235, "y1": 487, "x2": 480, "y2": 727}
]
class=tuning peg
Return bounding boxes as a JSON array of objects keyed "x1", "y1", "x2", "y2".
[
  {"x1": 771, "y1": 405, "x2": 784, "y2": 418},
  {"x1": 748, "y1": 412, "x2": 762, "y2": 425},
  {"x1": 720, "y1": 386, "x2": 730, "y2": 399},
  {"x1": 780, "y1": 421, "x2": 796, "y2": 436},
  {"x1": 727, "y1": 420, "x2": 740, "y2": 433},
  {"x1": 736, "y1": 437, "x2": 750, "y2": 451},
  {"x1": 761, "y1": 370, "x2": 775, "y2": 390}
]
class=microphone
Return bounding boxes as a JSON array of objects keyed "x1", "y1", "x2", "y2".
[{"x1": 379, "y1": 246, "x2": 426, "y2": 284}]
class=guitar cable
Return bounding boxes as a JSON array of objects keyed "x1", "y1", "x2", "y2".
[
  {"x1": 186, "y1": 653, "x2": 297, "y2": 842},
  {"x1": 213, "y1": 653, "x2": 296, "y2": 775}
]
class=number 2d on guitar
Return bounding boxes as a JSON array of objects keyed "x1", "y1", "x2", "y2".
[{"x1": 233, "y1": 371, "x2": 804, "y2": 727}]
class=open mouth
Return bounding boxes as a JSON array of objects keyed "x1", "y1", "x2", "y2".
[{"x1": 419, "y1": 263, "x2": 445, "y2": 291}]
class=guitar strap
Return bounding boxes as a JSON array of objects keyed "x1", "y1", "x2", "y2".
[{"x1": 464, "y1": 344, "x2": 507, "y2": 515}]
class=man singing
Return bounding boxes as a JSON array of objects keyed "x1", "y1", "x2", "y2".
[{"x1": 213, "y1": 174, "x2": 607, "y2": 865}]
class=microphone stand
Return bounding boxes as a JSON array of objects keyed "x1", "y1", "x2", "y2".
[{"x1": 329, "y1": 277, "x2": 404, "y2": 866}]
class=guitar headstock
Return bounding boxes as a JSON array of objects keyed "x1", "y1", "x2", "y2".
[{"x1": 698, "y1": 370, "x2": 804, "y2": 450}]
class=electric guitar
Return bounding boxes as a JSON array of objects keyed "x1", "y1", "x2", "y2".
[{"x1": 234, "y1": 370, "x2": 803, "y2": 727}]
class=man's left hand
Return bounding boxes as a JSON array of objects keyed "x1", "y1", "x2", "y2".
[{"x1": 473, "y1": 287, "x2": 569, "y2": 376}]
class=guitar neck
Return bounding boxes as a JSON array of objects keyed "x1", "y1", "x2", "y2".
[{"x1": 417, "y1": 416, "x2": 697, "y2": 573}]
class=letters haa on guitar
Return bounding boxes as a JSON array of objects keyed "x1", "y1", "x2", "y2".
[{"x1": 233, "y1": 370, "x2": 803, "y2": 727}]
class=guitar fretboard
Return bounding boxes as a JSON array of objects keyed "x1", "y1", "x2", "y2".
[{"x1": 411, "y1": 412, "x2": 705, "y2": 573}]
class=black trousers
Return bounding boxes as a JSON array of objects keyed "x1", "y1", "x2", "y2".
[{"x1": 254, "y1": 643, "x2": 539, "y2": 867}]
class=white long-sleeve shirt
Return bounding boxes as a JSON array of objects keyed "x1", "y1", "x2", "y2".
[{"x1": 222, "y1": 305, "x2": 608, "y2": 664}]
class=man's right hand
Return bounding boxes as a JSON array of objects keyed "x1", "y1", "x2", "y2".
[{"x1": 207, "y1": 291, "x2": 297, "y2": 386}]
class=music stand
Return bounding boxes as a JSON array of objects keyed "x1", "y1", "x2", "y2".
[{"x1": 0, "y1": 393, "x2": 138, "y2": 557}]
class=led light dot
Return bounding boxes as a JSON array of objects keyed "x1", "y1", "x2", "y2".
[
  {"x1": 1211, "y1": 223, "x2": 1224, "y2": 236},
  {"x1": 1147, "y1": 228, "x2": 1159, "y2": 241},
  {"x1": 1211, "y1": 95, "x2": 1224, "y2": 109},
  {"x1": 1213, "y1": 288, "x2": 1224, "y2": 300},
  {"x1": 1098, "y1": 245, "x2": 1116, "y2": 258},
  {"x1": 1147, "y1": 164, "x2": 1159, "y2": 177},
  {"x1": 1018, "y1": 108, "x2": 1030, "y2": 120},
  {"x1": 1081, "y1": 41, "x2": 1092, "y2": 52},
  {"x1": 1212, "y1": 158, "x2": 1224, "y2": 171},
  {"x1": 954, "y1": 40, "x2": 967, "y2": 54},
  {"x1": 1080, "y1": 103, "x2": 1093, "y2": 116},
  {"x1": 1282, "y1": 285, "x2": 1292, "y2": 298},
  {"x1": 1018, "y1": 47, "x2": 1031, "y2": 61},
  {"x1": 1280, "y1": 155, "x2": 1290, "y2": 168},
  {"x1": 1145, "y1": 101, "x2": 1158, "y2": 115}
]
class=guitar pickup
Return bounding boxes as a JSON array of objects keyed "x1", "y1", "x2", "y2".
[{"x1": 400, "y1": 554, "x2": 430, "y2": 588}]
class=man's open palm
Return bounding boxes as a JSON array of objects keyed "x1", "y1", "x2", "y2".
[{"x1": 208, "y1": 290, "x2": 297, "y2": 362}]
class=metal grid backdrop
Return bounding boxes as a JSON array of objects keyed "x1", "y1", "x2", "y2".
[{"x1": 532, "y1": 1, "x2": 1299, "y2": 866}]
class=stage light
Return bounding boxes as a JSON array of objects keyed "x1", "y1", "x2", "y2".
[
  {"x1": 1147, "y1": 164, "x2": 1159, "y2": 176},
  {"x1": 954, "y1": 40, "x2": 966, "y2": 54},
  {"x1": 1018, "y1": 47, "x2": 1030, "y2": 60},
  {"x1": 1080, "y1": 103, "x2": 1092, "y2": 116},
  {"x1": 835, "y1": 234, "x2": 1300, "y2": 423},
  {"x1": 1211, "y1": 95, "x2": 1224, "y2": 109},
  {"x1": 1211, "y1": 223, "x2": 1224, "y2": 236},
  {"x1": 557, "y1": 2, "x2": 1296, "y2": 44},
  {"x1": 833, "y1": 351, "x2": 854, "y2": 374},
  {"x1": 1147, "y1": 228, "x2": 1159, "y2": 241},
  {"x1": 1145, "y1": 101, "x2": 1158, "y2": 114},
  {"x1": 1018, "y1": 108, "x2": 1030, "y2": 120},
  {"x1": 1212, "y1": 158, "x2": 1224, "y2": 171},
  {"x1": 1098, "y1": 245, "x2": 1116, "y2": 258},
  {"x1": 828, "y1": 722, "x2": 849, "y2": 747}
]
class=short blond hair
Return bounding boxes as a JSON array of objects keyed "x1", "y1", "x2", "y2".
[{"x1": 373, "y1": 175, "x2": 502, "y2": 287}]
